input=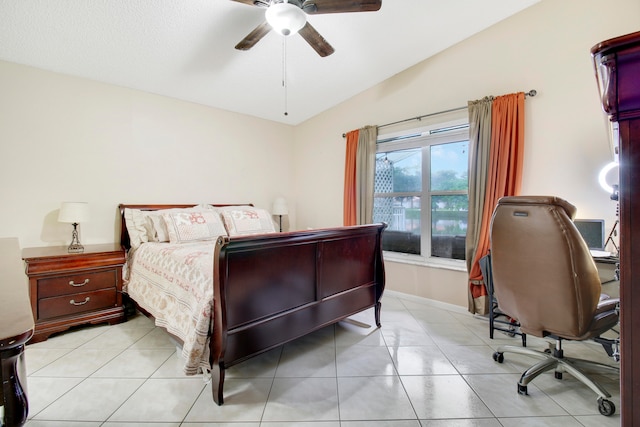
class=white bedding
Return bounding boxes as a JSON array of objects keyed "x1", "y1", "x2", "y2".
[
  {"x1": 124, "y1": 241, "x2": 216, "y2": 375},
  {"x1": 122, "y1": 204, "x2": 278, "y2": 375}
]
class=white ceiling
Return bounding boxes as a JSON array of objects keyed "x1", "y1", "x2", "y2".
[{"x1": 0, "y1": 0, "x2": 539, "y2": 125}]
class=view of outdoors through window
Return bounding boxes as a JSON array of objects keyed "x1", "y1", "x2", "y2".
[
  {"x1": 430, "y1": 141, "x2": 468, "y2": 259},
  {"x1": 373, "y1": 137, "x2": 469, "y2": 260}
]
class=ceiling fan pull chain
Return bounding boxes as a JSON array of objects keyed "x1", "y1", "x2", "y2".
[{"x1": 282, "y1": 37, "x2": 288, "y2": 116}]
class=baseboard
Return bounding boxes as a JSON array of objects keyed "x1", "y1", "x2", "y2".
[{"x1": 384, "y1": 290, "x2": 470, "y2": 315}]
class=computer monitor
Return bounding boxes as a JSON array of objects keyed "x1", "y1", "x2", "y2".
[{"x1": 574, "y1": 219, "x2": 605, "y2": 250}]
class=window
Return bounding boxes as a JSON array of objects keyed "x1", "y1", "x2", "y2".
[{"x1": 373, "y1": 122, "x2": 469, "y2": 263}]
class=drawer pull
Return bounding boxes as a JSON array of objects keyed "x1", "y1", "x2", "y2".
[
  {"x1": 69, "y1": 279, "x2": 90, "y2": 287},
  {"x1": 69, "y1": 297, "x2": 90, "y2": 306}
]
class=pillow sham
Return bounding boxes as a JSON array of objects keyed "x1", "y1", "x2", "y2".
[
  {"x1": 144, "y1": 212, "x2": 170, "y2": 242},
  {"x1": 163, "y1": 210, "x2": 227, "y2": 244},
  {"x1": 124, "y1": 208, "x2": 150, "y2": 249},
  {"x1": 217, "y1": 206, "x2": 277, "y2": 236},
  {"x1": 144, "y1": 205, "x2": 217, "y2": 242},
  {"x1": 126, "y1": 206, "x2": 221, "y2": 247}
]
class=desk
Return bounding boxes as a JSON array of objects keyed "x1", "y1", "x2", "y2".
[
  {"x1": 592, "y1": 31, "x2": 640, "y2": 424},
  {"x1": 0, "y1": 238, "x2": 34, "y2": 427},
  {"x1": 595, "y1": 256, "x2": 620, "y2": 298}
]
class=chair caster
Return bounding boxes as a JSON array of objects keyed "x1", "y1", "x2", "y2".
[
  {"x1": 554, "y1": 371, "x2": 563, "y2": 380},
  {"x1": 493, "y1": 352, "x2": 504, "y2": 363},
  {"x1": 598, "y1": 398, "x2": 616, "y2": 416},
  {"x1": 517, "y1": 384, "x2": 528, "y2": 395}
]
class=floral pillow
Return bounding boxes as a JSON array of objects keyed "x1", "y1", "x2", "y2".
[
  {"x1": 217, "y1": 206, "x2": 277, "y2": 236},
  {"x1": 143, "y1": 205, "x2": 218, "y2": 243},
  {"x1": 162, "y1": 210, "x2": 227, "y2": 244}
]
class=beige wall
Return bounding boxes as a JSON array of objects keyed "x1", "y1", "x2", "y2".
[
  {"x1": 1, "y1": 0, "x2": 637, "y2": 309},
  {"x1": 293, "y1": 0, "x2": 639, "y2": 307},
  {"x1": 0, "y1": 62, "x2": 295, "y2": 248}
]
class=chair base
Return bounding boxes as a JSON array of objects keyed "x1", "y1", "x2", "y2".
[{"x1": 493, "y1": 342, "x2": 619, "y2": 416}]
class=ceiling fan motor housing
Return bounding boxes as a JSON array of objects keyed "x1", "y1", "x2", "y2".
[{"x1": 265, "y1": 1, "x2": 307, "y2": 36}]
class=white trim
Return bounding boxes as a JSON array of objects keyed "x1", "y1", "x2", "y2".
[
  {"x1": 378, "y1": 115, "x2": 469, "y2": 141},
  {"x1": 383, "y1": 251, "x2": 468, "y2": 272}
]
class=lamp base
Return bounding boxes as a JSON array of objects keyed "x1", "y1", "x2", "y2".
[
  {"x1": 67, "y1": 243, "x2": 84, "y2": 253},
  {"x1": 68, "y1": 223, "x2": 84, "y2": 253}
]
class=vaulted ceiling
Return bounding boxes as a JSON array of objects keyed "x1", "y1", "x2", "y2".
[{"x1": 0, "y1": 0, "x2": 539, "y2": 125}]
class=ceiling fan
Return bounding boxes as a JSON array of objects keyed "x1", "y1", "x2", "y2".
[{"x1": 232, "y1": 0, "x2": 382, "y2": 57}]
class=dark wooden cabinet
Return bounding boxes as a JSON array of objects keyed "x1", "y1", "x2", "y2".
[
  {"x1": 22, "y1": 243, "x2": 126, "y2": 343},
  {"x1": 591, "y1": 31, "x2": 640, "y2": 426}
]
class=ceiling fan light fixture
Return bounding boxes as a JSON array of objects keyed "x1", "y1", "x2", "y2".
[{"x1": 266, "y1": 2, "x2": 306, "y2": 36}]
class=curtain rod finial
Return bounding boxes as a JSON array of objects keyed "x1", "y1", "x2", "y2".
[{"x1": 526, "y1": 89, "x2": 537, "y2": 97}]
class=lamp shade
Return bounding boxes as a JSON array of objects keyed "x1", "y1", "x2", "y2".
[
  {"x1": 58, "y1": 202, "x2": 90, "y2": 224},
  {"x1": 272, "y1": 197, "x2": 289, "y2": 215},
  {"x1": 265, "y1": 2, "x2": 306, "y2": 36}
]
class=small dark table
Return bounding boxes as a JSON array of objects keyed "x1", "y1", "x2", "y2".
[{"x1": 1, "y1": 238, "x2": 35, "y2": 427}]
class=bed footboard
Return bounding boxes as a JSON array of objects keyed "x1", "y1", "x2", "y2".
[{"x1": 210, "y1": 223, "x2": 386, "y2": 405}]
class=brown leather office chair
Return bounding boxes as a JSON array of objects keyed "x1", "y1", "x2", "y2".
[{"x1": 489, "y1": 196, "x2": 619, "y2": 416}]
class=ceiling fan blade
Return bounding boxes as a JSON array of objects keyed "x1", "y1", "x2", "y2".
[
  {"x1": 302, "y1": 0, "x2": 381, "y2": 14},
  {"x1": 231, "y1": 0, "x2": 270, "y2": 7},
  {"x1": 298, "y1": 22, "x2": 334, "y2": 57},
  {"x1": 235, "y1": 21, "x2": 272, "y2": 50}
]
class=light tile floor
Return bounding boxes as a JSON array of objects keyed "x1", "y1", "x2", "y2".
[{"x1": 23, "y1": 292, "x2": 620, "y2": 426}]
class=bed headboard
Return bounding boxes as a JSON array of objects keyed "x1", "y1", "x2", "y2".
[{"x1": 118, "y1": 203, "x2": 253, "y2": 250}]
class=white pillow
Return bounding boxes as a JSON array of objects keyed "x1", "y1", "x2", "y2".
[
  {"x1": 217, "y1": 206, "x2": 277, "y2": 236},
  {"x1": 124, "y1": 208, "x2": 149, "y2": 249},
  {"x1": 144, "y1": 212, "x2": 170, "y2": 242},
  {"x1": 163, "y1": 210, "x2": 228, "y2": 243}
]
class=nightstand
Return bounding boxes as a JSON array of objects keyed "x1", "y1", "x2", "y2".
[{"x1": 22, "y1": 243, "x2": 126, "y2": 343}]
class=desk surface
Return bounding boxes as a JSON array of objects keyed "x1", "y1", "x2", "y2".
[{"x1": 594, "y1": 255, "x2": 619, "y2": 265}]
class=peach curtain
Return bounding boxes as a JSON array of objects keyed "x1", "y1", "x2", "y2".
[
  {"x1": 343, "y1": 129, "x2": 359, "y2": 226},
  {"x1": 468, "y1": 92, "x2": 525, "y2": 314}
]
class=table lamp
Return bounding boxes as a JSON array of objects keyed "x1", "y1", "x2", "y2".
[
  {"x1": 272, "y1": 197, "x2": 288, "y2": 232},
  {"x1": 58, "y1": 202, "x2": 89, "y2": 253}
]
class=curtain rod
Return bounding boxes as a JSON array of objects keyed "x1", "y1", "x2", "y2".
[{"x1": 342, "y1": 89, "x2": 537, "y2": 137}]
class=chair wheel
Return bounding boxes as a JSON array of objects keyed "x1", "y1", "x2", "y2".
[
  {"x1": 517, "y1": 384, "x2": 528, "y2": 395},
  {"x1": 554, "y1": 371, "x2": 563, "y2": 380},
  {"x1": 493, "y1": 352, "x2": 504, "y2": 363},
  {"x1": 598, "y1": 398, "x2": 616, "y2": 416}
]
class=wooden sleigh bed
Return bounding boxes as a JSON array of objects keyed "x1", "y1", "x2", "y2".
[{"x1": 119, "y1": 203, "x2": 386, "y2": 405}]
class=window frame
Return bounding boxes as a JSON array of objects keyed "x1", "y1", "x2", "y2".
[{"x1": 375, "y1": 118, "x2": 469, "y2": 271}]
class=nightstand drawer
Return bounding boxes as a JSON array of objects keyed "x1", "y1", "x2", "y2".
[
  {"x1": 37, "y1": 269, "x2": 118, "y2": 298},
  {"x1": 38, "y1": 288, "x2": 117, "y2": 320}
]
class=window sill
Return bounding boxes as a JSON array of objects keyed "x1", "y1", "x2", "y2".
[{"x1": 382, "y1": 251, "x2": 468, "y2": 272}]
